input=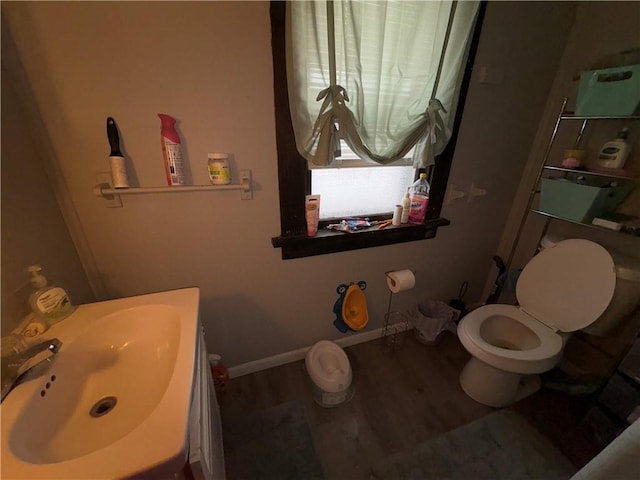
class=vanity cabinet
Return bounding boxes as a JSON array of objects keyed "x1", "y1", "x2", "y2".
[{"x1": 182, "y1": 328, "x2": 225, "y2": 480}]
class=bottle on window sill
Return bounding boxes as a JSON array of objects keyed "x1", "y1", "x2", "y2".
[
  {"x1": 401, "y1": 188, "x2": 410, "y2": 224},
  {"x1": 408, "y1": 173, "x2": 430, "y2": 224}
]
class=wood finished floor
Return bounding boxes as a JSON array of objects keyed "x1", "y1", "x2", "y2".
[{"x1": 219, "y1": 331, "x2": 602, "y2": 480}]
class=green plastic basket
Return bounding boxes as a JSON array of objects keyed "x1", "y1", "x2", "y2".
[
  {"x1": 539, "y1": 178, "x2": 634, "y2": 223},
  {"x1": 576, "y1": 65, "x2": 640, "y2": 116}
]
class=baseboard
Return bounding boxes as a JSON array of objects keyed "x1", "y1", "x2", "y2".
[{"x1": 228, "y1": 326, "x2": 405, "y2": 378}]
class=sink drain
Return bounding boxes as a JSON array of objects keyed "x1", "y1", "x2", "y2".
[{"x1": 90, "y1": 396, "x2": 117, "y2": 417}]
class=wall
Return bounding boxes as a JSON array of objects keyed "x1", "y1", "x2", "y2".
[
  {"x1": 2, "y1": 1, "x2": 574, "y2": 367},
  {"x1": 496, "y1": 0, "x2": 640, "y2": 275},
  {"x1": 1, "y1": 22, "x2": 95, "y2": 334}
]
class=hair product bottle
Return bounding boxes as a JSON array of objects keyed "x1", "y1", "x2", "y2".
[{"x1": 158, "y1": 113, "x2": 186, "y2": 185}]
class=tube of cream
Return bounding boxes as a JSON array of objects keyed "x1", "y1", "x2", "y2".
[{"x1": 305, "y1": 195, "x2": 321, "y2": 237}]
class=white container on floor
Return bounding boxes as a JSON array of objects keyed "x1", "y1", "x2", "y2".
[{"x1": 305, "y1": 340, "x2": 354, "y2": 407}]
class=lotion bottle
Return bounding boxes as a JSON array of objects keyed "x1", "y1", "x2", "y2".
[
  {"x1": 400, "y1": 188, "x2": 410, "y2": 224},
  {"x1": 597, "y1": 127, "x2": 631, "y2": 169},
  {"x1": 27, "y1": 265, "x2": 75, "y2": 326},
  {"x1": 159, "y1": 113, "x2": 186, "y2": 185},
  {"x1": 305, "y1": 194, "x2": 321, "y2": 236}
]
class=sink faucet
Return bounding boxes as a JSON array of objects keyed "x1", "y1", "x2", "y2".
[{"x1": 1, "y1": 338, "x2": 62, "y2": 402}]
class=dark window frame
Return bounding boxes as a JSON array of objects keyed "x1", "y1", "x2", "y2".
[{"x1": 270, "y1": 1, "x2": 486, "y2": 260}]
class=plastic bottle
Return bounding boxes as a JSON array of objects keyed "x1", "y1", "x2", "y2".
[
  {"x1": 400, "y1": 188, "x2": 410, "y2": 224},
  {"x1": 597, "y1": 127, "x2": 631, "y2": 169},
  {"x1": 408, "y1": 173, "x2": 430, "y2": 224},
  {"x1": 27, "y1": 265, "x2": 75, "y2": 327},
  {"x1": 208, "y1": 153, "x2": 232, "y2": 185},
  {"x1": 208, "y1": 354, "x2": 229, "y2": 397},
  {"x1": 158, "y1": 114, "x2": 186, "y2": 185}
]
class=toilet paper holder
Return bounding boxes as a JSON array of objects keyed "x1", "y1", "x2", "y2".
[{"x1": 382, "y1": 270, "x2": 415, "y2": 353}]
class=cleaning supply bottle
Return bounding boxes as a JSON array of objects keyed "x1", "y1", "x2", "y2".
[
  {"x1": 408, "y1": 173, "x2": 430, "y2": 224},
  {"x1": 27, "y1": 265, "x2": 75, "y2": 326},
  {"x1": 597, "y1": 127, "x2": 631, "y2": 169},
  {"x1": 400, "y1": 188, "x2": 410, "y2": 224},
  {"x1": 158, "y1": 113, "x2": 186, "y2": 185}
]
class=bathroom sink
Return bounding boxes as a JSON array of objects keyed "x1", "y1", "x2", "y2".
[{"x1": 1, "y1": 288, "x2": 201, "y2": 479}]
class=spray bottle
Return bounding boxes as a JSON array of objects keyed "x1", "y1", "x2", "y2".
[{"x1": 158, "y1": 113, "x2": 186, "y2": 186}]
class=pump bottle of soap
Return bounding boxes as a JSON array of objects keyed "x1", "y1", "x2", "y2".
[
  {"x1": 597, "y1": 127, "x2": 631, "y2": 169},
  {"x1": 27, "y1": 265, "x2": 75, "y2": 326}
]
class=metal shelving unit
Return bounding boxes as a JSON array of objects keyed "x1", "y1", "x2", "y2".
[{"x1": 505, "y1": 98, "x2": 640, "y2": 274}]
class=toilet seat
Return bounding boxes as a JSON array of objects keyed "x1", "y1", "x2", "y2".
[
  {"x1": 458, "y1": 304, "x2": 563, "y2": 374},
  {"x1": 516, "y1": 238, "x2": 616, "y2": 331},
  {"x1": 305, "y1": 341, "x2": 352, "y2": 393}
]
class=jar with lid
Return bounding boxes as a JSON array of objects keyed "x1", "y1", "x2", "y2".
[{"x1": 208, "y1": 153, "x2": 232, "y2": 185}]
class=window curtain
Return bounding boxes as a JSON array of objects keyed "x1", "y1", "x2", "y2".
[{"x1": 286, "y1": 0, "x2": 479, "y2": 168}]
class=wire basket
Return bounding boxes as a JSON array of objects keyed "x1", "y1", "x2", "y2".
[{"x1": 381, "y1": 310, "x2": 410, "y2": 352}]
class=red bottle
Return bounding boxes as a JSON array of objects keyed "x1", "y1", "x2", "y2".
[
  {"x1": 208, "y1": 354, "x2": 229, "y2": 396},
  {"x1": 158, "y1": 113, "x2": 186, "y2": 186}
]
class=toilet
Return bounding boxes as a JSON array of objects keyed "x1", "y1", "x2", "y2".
[
  {"x1": 457, "y1": 239, "x2": 616, "y2": 407},
  {"x1": 305, "y1": 340, "x2": 354, "y2": 407}
]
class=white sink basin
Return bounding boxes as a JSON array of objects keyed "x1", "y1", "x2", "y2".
[{"x1": 1, "y1": 288, "x2": 200, "y2": 479}]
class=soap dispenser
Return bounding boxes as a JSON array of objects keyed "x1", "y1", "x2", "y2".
[{"x1": 27, "y1": 265, "x2": 75, "y2": 326}]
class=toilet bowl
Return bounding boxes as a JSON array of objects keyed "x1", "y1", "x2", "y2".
[
  {"x1": 458, "y1": 239, "x2": 616, "y2": 407},
  {"x1": 305, "y1": 340, "x2": 354, "y2": 407}
]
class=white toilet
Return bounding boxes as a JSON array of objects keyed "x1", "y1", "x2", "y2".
[
  {"x1": 457, "y1": 239, "x2": 617, "y2": 407},
  {"x1": 305, "y1": 340, "x2": 354, "y2": 407}
]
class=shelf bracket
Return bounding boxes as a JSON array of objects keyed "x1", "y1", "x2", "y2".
[
  {"x1": 240, "y1": 169, "x2": 252, "y2": 200},
  {"x1": 446, "y1": 184, "x2": 466, "y2": 205},
  {"x1": 94, "y1": 173, "x2": 123, "y2": 208}
]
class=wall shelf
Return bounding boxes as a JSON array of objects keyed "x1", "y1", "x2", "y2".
[
  {"x1": 530, "y1": 209, "x2": 639, "y2": 236},
  {"x1": 542, "y1": 165, "x2": 639, "y2": 181},
  {"x1": 94, "y1": 170, "x2": 252, "y2": 207},
  {"x1": 560, "y1": 114, "x2": 640, "y2": 121}
]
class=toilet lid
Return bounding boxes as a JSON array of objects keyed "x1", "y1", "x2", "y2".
[{"x1": 516, "y1": 239, "x2": 616, "y2": 332}]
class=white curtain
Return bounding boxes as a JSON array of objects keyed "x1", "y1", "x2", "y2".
[{"x1": 286, "y1": 0, "x2": 479, "y2": 168}]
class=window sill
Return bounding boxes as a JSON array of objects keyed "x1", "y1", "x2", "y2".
[{"x1": 271, "y1": 217, "x2": 450, "y2": 259}]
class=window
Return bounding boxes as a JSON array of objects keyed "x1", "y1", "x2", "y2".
[
  {"x1": 312, "y1": 140, "x2": 415, "y2": 219},
  {"x1": 270, "y1": 1, "x2": 486, "y2": 259},
  {"x1": 313, "y1": 164, "x2": 415, "y2": 219}
]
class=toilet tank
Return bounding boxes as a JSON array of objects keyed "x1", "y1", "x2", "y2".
[{"x1": 582, "y1": 252, "x2": 640, "y2": 336}]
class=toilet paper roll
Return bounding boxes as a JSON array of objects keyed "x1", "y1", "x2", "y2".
[{"x1": 386, "y1": 269, "x2": 415, "y2": 293}]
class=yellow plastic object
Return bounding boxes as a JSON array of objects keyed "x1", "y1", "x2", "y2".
[{"x1": 342, "y1": 284, "x2": 369, "y2": 331}]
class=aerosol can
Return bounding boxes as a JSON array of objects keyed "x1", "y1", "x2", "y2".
[{"x1": 158, "y1": 113, "x2": 186, "y2": 185}]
